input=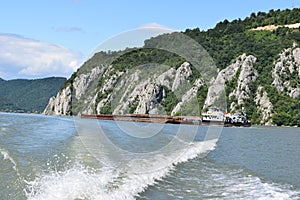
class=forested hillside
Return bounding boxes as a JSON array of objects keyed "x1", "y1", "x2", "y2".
[
  {"x1": 0, "y1": 77, "x2": 66, "y2": 113},
  {"x1": 44, "y1": 8, "x2": 300, "y2": 126},
  {"x1": 182, "y1": 8, "x2": 300, "y2": 126}
]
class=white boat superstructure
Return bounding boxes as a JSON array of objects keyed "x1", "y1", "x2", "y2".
[
  {"x1": 201, "y1": 107, "x2": 251, "y2": 127},
  {"x1": 201, "y1": 108, "x2": 225, "y2": 123}
]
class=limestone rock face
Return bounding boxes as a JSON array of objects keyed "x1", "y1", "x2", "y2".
[
  {"x1": 110, "y1": 67, "x2": 176, "y2": 115},
  {"x1": 171, "y1": 78, "x2": 204, "y2": 115},
  {"x1": 255, "y1": 86, "x2": 273, "y2": 125},
  {"x1": 156, "y1": 68, "x2": 176, "y2": 89},
  {"x1": 205, "y1": 54, "x2": 257, "y2": 111},
  {"x1": 44, "y1": 53, "x2": 260, "y2": 117},
  {"x1": 172, "y1": 62, "x2": 192, "y2": 91},
  {"x1": 43, "y1": 60, "x2": 203, "y2": 116},
  {"x1": 43, "y1": 66, "x2": 105, "y2": 115},
  {"x1": 134, "y1": 83, "x2": 163, "y2": 114},
  {"x1": 229, "y1": 55, "x2": 258, "y2": 111},
  {"x1": 73, "y1": 66, "x2": 103, "y2": 99},
  {"x1": 95, "y1": 67, "x2": 125, "y2": 114},
  {"x1": 111, "y1": 70, "x2": 144, "y2": 115},
  {"x1": 43, "y1": 85, "x2": 72, "y2": 115},
  {"x1": 95, "y1": 62, "x2": 199, "y2": 115},
  {"x1": 272, "y1": 44, "x2": 300, "y2": 98},
  {"x1": 111, "y1": 62, "x2": 201, "y2": 115},
  {"x1": 204, "y1": 63, "x2": 237, "y2": 109}
]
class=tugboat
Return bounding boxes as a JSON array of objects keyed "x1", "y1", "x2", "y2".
[
  {"x1": 201, "y1": 107, "x2": 251, "y2": 127},
  {"x1": 224, "y1": 109, "x2": 251, "y2": 127}
]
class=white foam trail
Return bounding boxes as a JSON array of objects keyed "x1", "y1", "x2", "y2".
[
  {"x1": 0, "y1": 147, "x2": 18, "y2": 172},
  {"x1": 218, "y1": 173, "x2": 300, "y2": 200},
  {"x1": 110, "y1": 139, "x2": 218, "y2": 199},
  {"x1": 25, "y1": 139, "x2": 217, "y2": 200}
]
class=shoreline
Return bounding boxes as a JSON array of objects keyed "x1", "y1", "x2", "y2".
[
  {"x1": 0, "y1": 111, "x2": 298, "y2": 128},
  {"x1": 80, "y1": 113, "x2": 250, "y2": 127}
]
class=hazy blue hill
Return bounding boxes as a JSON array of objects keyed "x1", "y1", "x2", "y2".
[{"x1": 0, "y1": 77, "x2": 66, "y2": 113}]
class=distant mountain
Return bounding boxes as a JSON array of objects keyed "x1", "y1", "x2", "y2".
[
  {"x1": 0, "y1": 77, "x2": 66, "y2": 113},
  {"x1": 44, "y1": 8, "x2": 300, "y2": 126}
]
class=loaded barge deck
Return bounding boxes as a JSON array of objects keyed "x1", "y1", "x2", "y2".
[
  {"x1": 81, "y1": 113, "x2": 251, "y2": 127},
  {"x1": 81, "y1": 114, "x2": 202, "y2": 125}
]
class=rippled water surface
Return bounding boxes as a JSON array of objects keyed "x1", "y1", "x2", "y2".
[{"x1": 0, "y1": 113, "x2": 299, "y2": 199}]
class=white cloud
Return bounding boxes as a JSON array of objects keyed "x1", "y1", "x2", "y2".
[
  {"x1": 0, "y1": 33, "x2": 82, "y2": 79},
  {"x1": 138, "y1": 23, "x2": 174, "y2": 32}
]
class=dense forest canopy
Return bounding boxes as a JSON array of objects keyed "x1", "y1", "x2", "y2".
[
  {"x1": 182, "y1": 8, "x2": 300, "y2": 126},
  {"x1": 0, "y1": 77, "x2": 66, "y2": 113}
]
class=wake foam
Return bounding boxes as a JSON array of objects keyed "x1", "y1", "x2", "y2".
[
  {"x1": 0, "y1": 147, "x2": 18, "y2": 172},
  {"x1": 216, "y1": 171, "x2": 300, "y2": 200},
  {"x1": 25, "y1": 139, "x2": 217, "y2": 200},
  {"x1": 152, "y1": 161, "x2": 300, "y2": 200}
]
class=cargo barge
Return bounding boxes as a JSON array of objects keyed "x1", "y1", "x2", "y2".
[
  {"x1": 81, "y1": 110, "x2": 251, "y2": 127},
  {"x1": 80, "y1": 114, "x2": 202, "y2": 125}
]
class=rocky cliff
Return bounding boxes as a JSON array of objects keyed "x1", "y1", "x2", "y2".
[
  {"x1": 272, "y1": 43, "x2": 300, "y2": 98},
  {"x1": 44, "y1": 61, "x2": 205, "y2": 117},
  {"x1": 254, "y1": 86, "x2": 273, "y2": 125},
  {"x1": 44, "y1": 8, "x2": 300, "y2": 126},
  {"x1": 43, "y1": 43, "x2": 299, "y2": 126},
  {"x1": 204, "y1": 53, "x2": 257, "y2": 110}
]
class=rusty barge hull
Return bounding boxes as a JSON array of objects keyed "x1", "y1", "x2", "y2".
[
  {"x1": 80, "y1": 114, "x2": 252, "y2": 127},
  {"x1": 80, "y1": 114, "x2": 202, "y2": 125}
]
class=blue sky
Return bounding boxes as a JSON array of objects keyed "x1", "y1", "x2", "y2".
[{"x1": 0, "y1": 0, "x2": 299, "y2": 79}]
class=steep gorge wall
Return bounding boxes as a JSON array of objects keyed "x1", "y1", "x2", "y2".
[
  {"x1": 44, "y1": 62, "x2": 205, "y2": 116},
  {"x1": 44, "y1": 44, "x2": 300, "y2": 125}
]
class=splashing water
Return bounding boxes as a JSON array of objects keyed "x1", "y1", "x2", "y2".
[{"x1": 25, "y1": 139, "x2": 217, "y2": 200}]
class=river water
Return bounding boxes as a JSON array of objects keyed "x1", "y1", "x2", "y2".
[{"x1": 0, "y1": 112, "x2": 299, "y2": 199}]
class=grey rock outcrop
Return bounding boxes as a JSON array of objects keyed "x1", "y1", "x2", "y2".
[
  {"x1": 229, "y1": 55, "x2": 258, "y2": 111},
  {"x1": 43, "y1": 85, "x2": 72, "y2": 115},
  {"x1": 171, "y1": 78, "x2": 204, "y2": 115},
  {"x1": 172, "y1": 62, "x2": 192, "y2": 91},
  {"x1": 205, "y1": 54, "x2": 258, "y2": 111},
  {"x1": 111, "y1": 70, "x2": 143, "y2": 114},
  {"x1": 112, "y1": 62, "x2": 199, "y2": 115},
  {"x1": 73, "y1": 66, "x2": 104, "y2": 99},
  {"x1": 255, "y1": 86, "x2": 273, "y2": 125},
  {"x1": 272, "y1": 44, "x2": 300, "y2": 98},
  {"x1": 108, "y1": 62, "x2": 202, "y2": 114},
  {"x1": 95, "y1": 67, "x2": 124, "y2": 114},
  {"x1": 112, "y1": 67, "x2": 175, "y2": 115},
  {"x1": 156, "y1": 68, "x2": 176, "y2": 89},
  {"x1": 134, "y1": 83, "x2": 163, "y2": 114},
  {"x1": 43, "y1": 66, "x2": 105, "y2": 115},
  {"x1": 44, "y1": 60, "x2": 202, "y2": 116}
]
